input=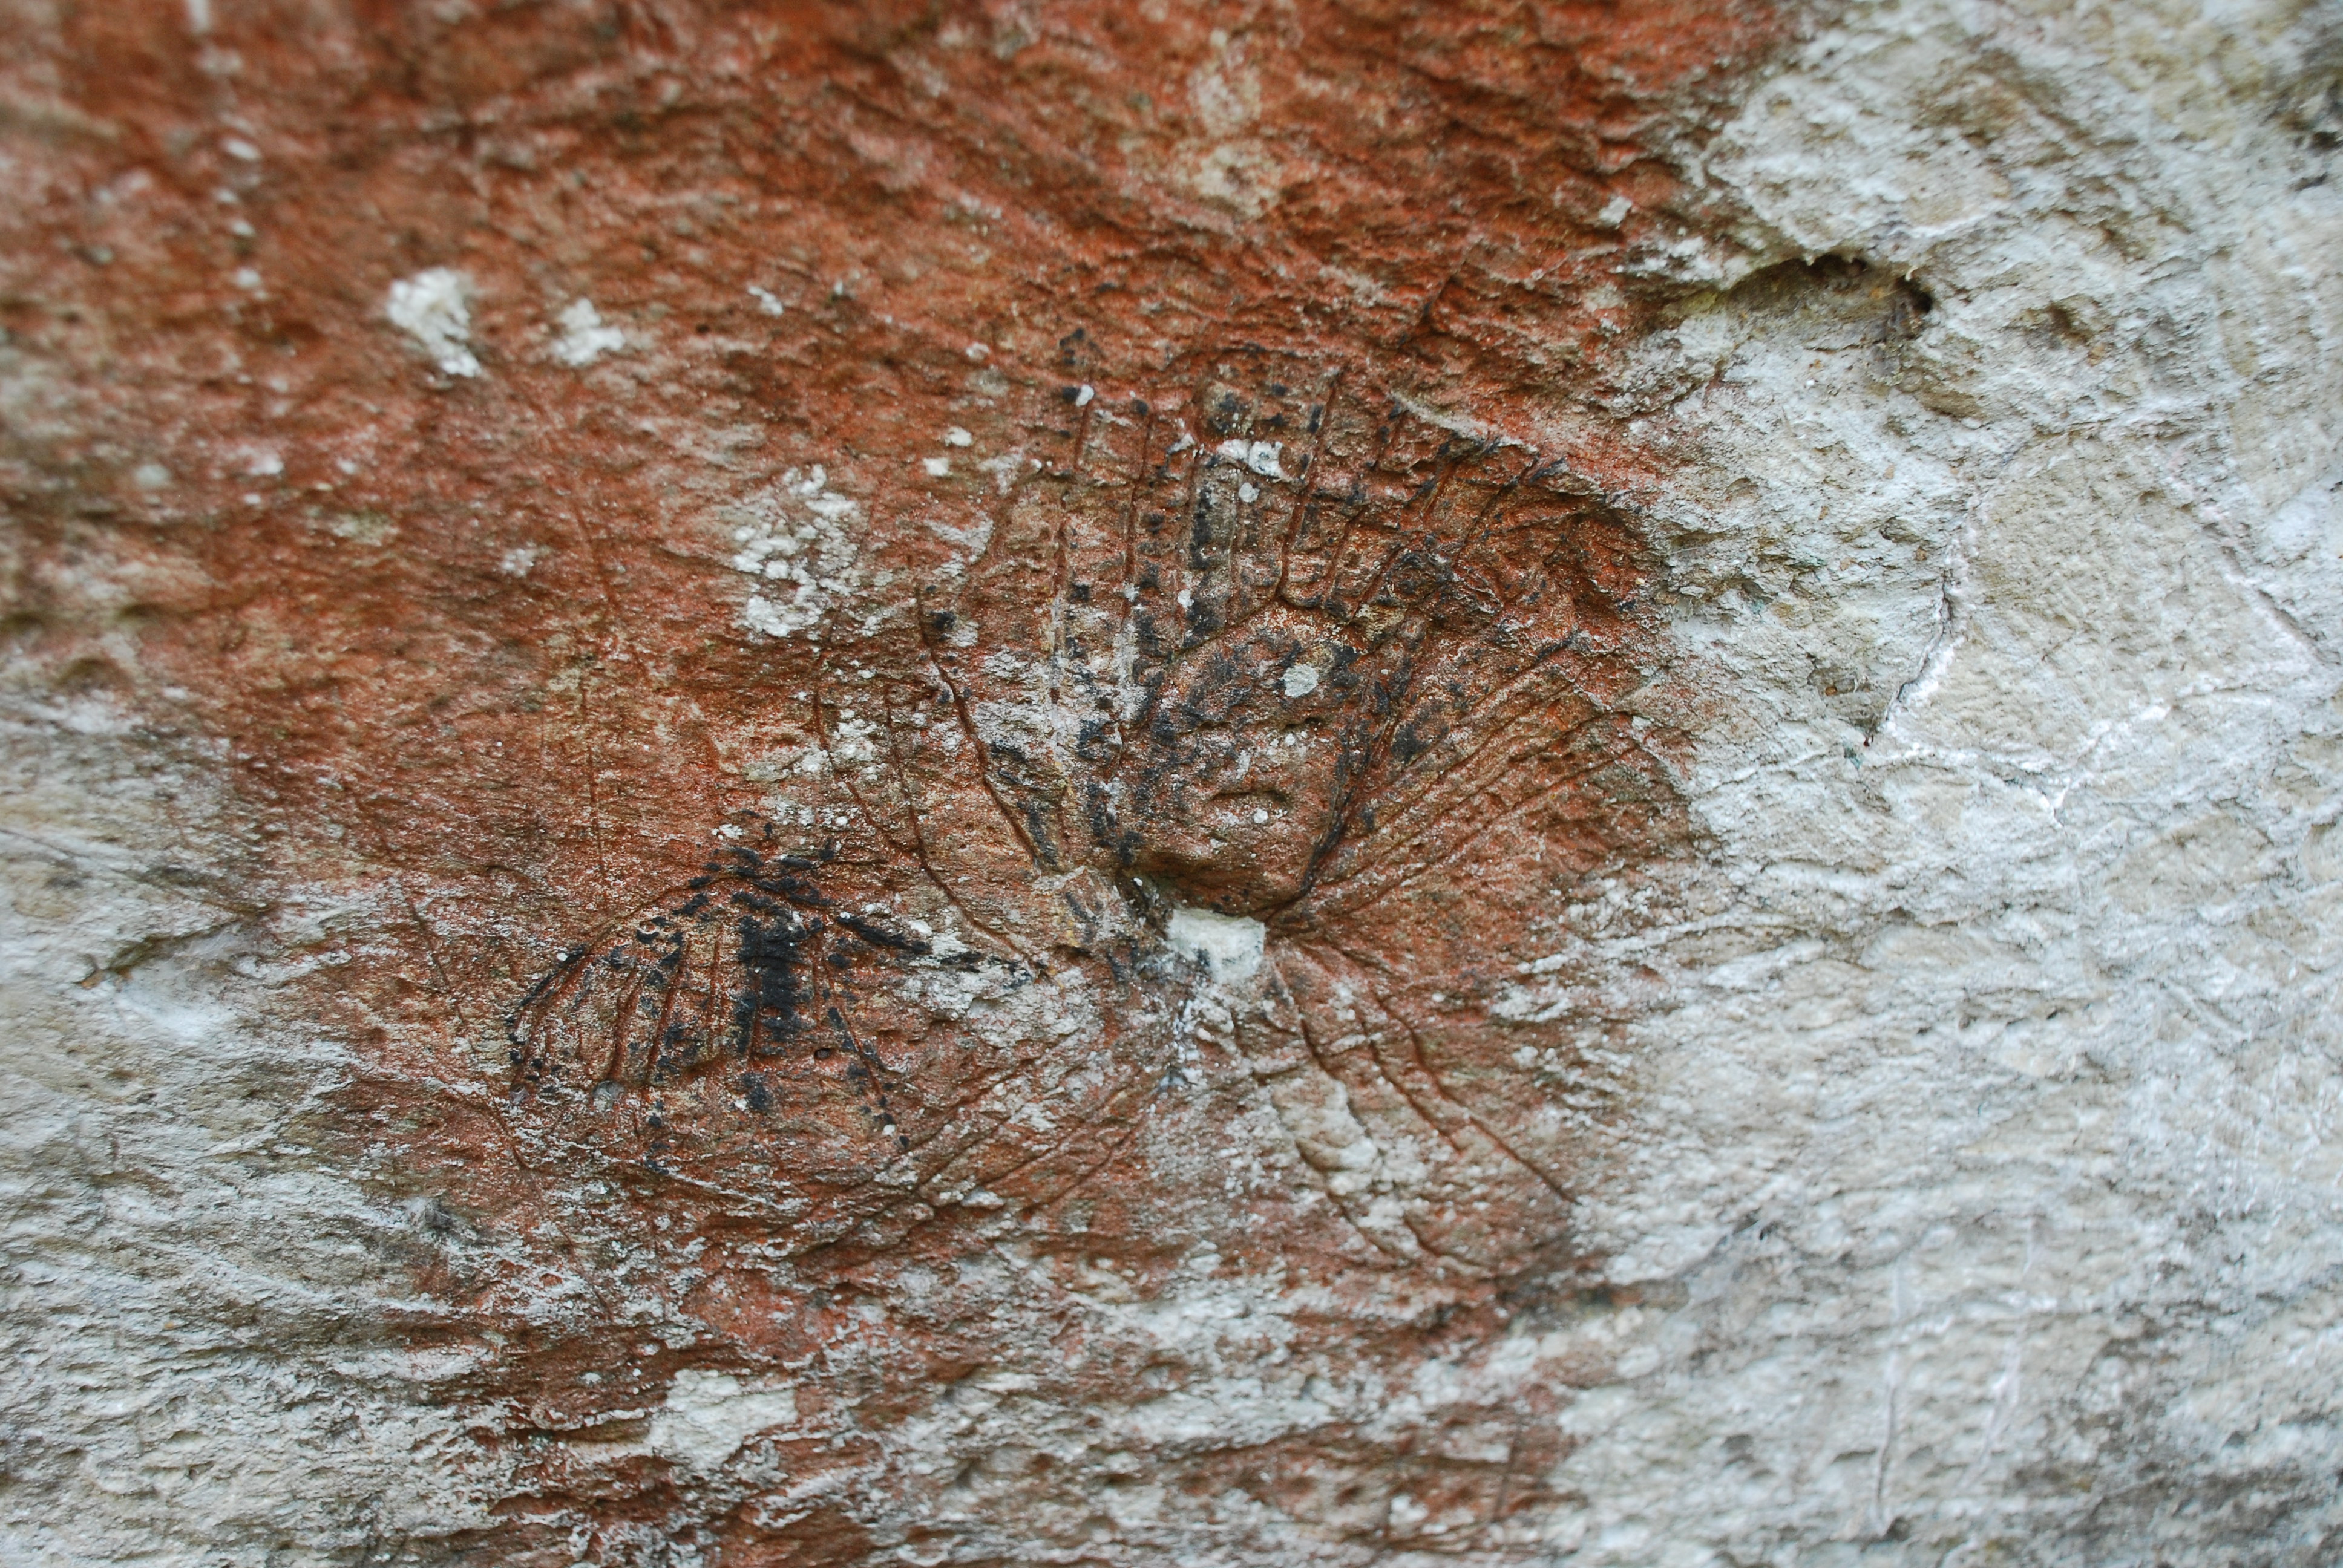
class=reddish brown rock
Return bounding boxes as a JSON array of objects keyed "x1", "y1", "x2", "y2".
[{"x1": 2, "y1": 2, "x2": 1788, "y2": 1560}]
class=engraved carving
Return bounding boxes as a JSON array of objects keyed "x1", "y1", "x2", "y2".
[{"x1": 510, "y1": 356, "x2": 1686, "y2": 1272}]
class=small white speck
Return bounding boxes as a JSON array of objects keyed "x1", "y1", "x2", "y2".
[
  {"x1": 233, "y1": 267, "x2": 262, "y2": 291},
  {"x1": 241, "y1": 492, "x2": 263, "y2": 506},
  {"x1": 222, "y1": 137, "x2": 260, "y2": 162},
  {"x1": 747, "y1": 284, "x2": 787, "y2": 316},
  {"x1": 243, "y1": 449, "x2": 282, "y2": 477},
  {"x1": 132, "y1": 463, "x2": 172, "y2": 491},
  {"x1": 965, "y1": 342, "x2": 989, "y2": 361},
  {"x1": 1253, "y1": 808, "x2": 1269, "y2": 824},
  {"x1": 552, "y1": 299, "x2": 626, "y2": 367},
  {"x1": 1282, "y1": 665, "x2": 1320, "y2": 698},
  {"x1": 1075, "y1": 384, "x2": 1095, "y2": 407},
  {"x1": 386, "y1": 267, "x2": 482, "y2": 377},
  {"x1": 944, "y1": 426, "x2": 972, "y2": 448},
  {"x1": 1216, "y1": 439, "x2": 1283, "y2": 479},
  {"x1": 923, "y1": 456, "x2": 951, "y2": 477},
  {"x1": 1596, "y1": 193, "x2": 1633, "y2": 227},
  {"x1": 1176, "y1": 589, "x2": 1194, "y2": 610},
  {"x1": 228, "y1": 218, "x2": 254, "y2": 238},
  {"x1": 500, "y1": 544, "x2": 542, "y2": 577},
  {"x1": 1238, "y1": 482, "x2": 1258, "y2": 503}
]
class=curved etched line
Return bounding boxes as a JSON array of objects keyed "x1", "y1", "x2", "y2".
[
  {"x1": 914, "y1": 583, "x2": 1052, "y2": 875},
  {"x1": 1371, "y1": 984, "x2": 1571, "y2": 1205},
  {"x1": 1260, "y1": 952, "x2": 1428, "y2": 1268}
]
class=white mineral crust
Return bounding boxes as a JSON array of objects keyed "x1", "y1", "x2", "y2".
[{"x1": 1530, "y1": 1, "x2": 2343, "y2": 1560}]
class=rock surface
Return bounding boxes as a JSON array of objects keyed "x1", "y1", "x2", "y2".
[{"x1": 3, "y1": 0, "x2": 2341, "y2": 1563}]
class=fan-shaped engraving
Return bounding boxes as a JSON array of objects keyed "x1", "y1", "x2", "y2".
[
  {"x1": 925, "y1": 361, "x2": 1668, "y2": 929},
  {"x1": 510, "y1": 847, "x2": 948, "y2": 1154},
  {"x1": 510, "y1": 355, "x2": 1687, "y2": 1272}
]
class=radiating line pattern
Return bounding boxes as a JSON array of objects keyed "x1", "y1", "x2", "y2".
[{"x1": 510, "y1": 354, "x2": 1686, "y2": 1269}]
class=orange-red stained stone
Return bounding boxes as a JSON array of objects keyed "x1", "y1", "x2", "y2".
[{"x1": 1, "y1": 1, "x2": 1784, "y2": 1559}]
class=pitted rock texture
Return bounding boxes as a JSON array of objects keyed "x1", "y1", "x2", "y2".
[{"x1": 5, "y1": 0, "x2": 2343, "y2": 1565}]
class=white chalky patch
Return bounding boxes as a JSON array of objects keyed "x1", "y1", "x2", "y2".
[
  {"x1": 550, "y1": 299, "x2": 625, "y2": 367},
  {"x1": 976, "y1": 452, "x2": 1024, "y2": 493},
  {"x1": 1281, "y1": 664, "x2": 1319, "y2": 698},
  {"x1": 1215, "y1": 439, "x2": 1284, "y2": 478},
  {"x1": 1165, "y1": 905, "x2": 1265, "y2": 985},
  {"x1": 729, "y1": 466, "x2": 863, "y2": 639},
  {"x1": 385, "y1": 269, "x2": 481, "y2": 377},
  {"x1": 647, "y1": 1371, "x2": 796, "y2": 1472},
  {"x1": 828, "y1": 714, "x2": 879, "y2": 764}
]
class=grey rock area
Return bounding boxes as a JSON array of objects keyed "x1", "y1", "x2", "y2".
[
  {"x1": 0, "y1": 710, "x2": 502, "y2": 1560},
  {"x1": 1542, "y1": 0, "x2": 2343, "y2": 1559}
]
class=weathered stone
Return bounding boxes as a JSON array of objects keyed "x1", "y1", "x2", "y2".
[{"x1": 4, "y1": 0, "x2": 2341, "y2": 1563}]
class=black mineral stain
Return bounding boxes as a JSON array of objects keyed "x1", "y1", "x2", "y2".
[{"x1": 509, "y1": 844, "x2": 939, "y2": 1151}]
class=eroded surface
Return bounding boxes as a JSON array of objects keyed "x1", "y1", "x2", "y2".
[{"x1": 5, "y1": 0, "x2": 2343, "y2": 1563}]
